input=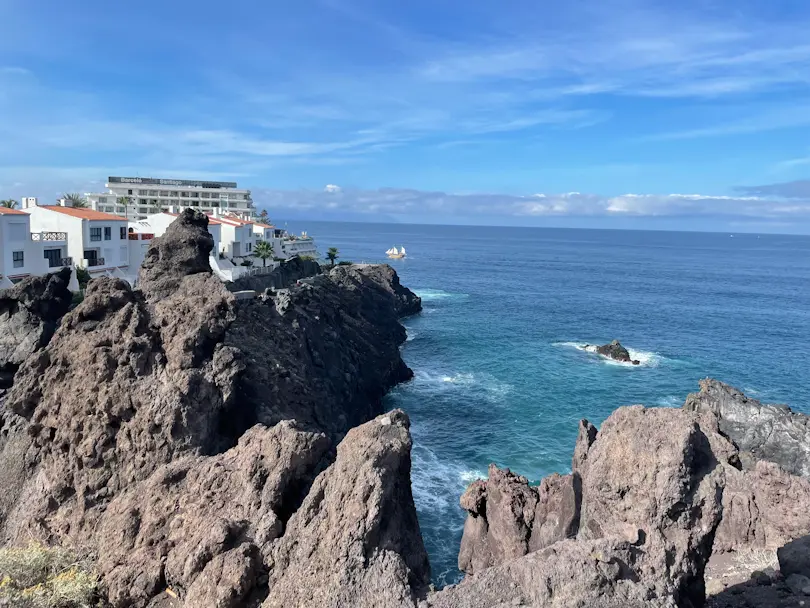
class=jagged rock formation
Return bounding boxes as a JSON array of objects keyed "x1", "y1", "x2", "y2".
[
  {"x1": 683, "y1": 378, "x2": 810, "y2": 477},
  {"x1": 0, "y1": 268, "x2": 72, "y2": 387},
  {"x1": 451, "y1": 406, "x2": 736, "y2": 607},
  {"x1": 458, "y1": 465, "x2": 580, "y2": 575},
  {"x1": 0, "y1": 210, "x2": 423, "y2": 607},
  {"x1": 590, "y1": 339, "x2": 640, "y2": 365},
  {"x1": 227, "y1": 256, "x2": 322, "y2": 293},
  {"x1": 264, "y1": 410, "x2": 430, "y2": 608}
]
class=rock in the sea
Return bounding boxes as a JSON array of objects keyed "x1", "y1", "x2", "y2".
[
  {"x1": 0, "y1": 268, "x2": 72, "y2": 387},
  {"x1": 591, "y1": 339, "x2": 640, "y2": 364},
  {"x1": 457, "y1": 465, "x2": 580, "y2": 574},
  {"x1": 683, "y1": 378, "x2": 810, "y2": 477},
  {"x1": 264, "y1": 410, "x2": 430, "y2": 608}
]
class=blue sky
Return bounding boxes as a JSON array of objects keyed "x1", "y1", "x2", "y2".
[{"x1": 2, "y1": 0, "x2": 810, "y2": 232}]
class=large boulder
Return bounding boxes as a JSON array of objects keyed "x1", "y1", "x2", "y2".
[
  {"x1": 0, "y1": 268, "x2": 72, "y2": 387},
  {"x1": 138, "y1": 209, "x2": 215, "y2": 302},
  {"x1": 713, "y1": 460, "x2": 810, "y2": 554},
  {"x1": 97, "y1": 421, "x2": 330, "y2": 608},
  {"x1": 328, "y1": 264, "x2": 422, "y2": 318},
  {"x1": 263, "y1": 410, "x2": 430, "y2": 608},
  {"x1": 578, "y1": 406, "x2": 736, "y2": 606},
  {"x1": 683, "y1": 379, "x2": 810, "y2": 477},
  {"x1": 448, "y1": 406, "x2": 736, "y2": 608},
  {"x1": 457, "y1": 465, "x2": 581, "y2": 575}
]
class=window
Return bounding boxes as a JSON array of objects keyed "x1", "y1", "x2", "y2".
[
  {"x1": 170, "y1": 191, "x2": 178, "y2": 197},
  {"x1": 120, "y1": 227, "x2": 127, "y2": 239},
  {"x1": 12, "y1": 251, "x2": 24, "y2": 268},
  {"x1": 138, "y1": 190, "x2": 147, "y2": 196},
  {"x1": 44, "y1": 249, "x2": 61, "y2": 268},
  {"x1": 181, "y1": 192, "x2": 189, "y2": 198},
  {"x1": 90, "y1": 227, "x2": 102, "y2": 241},
  {"x1": 98, "y1": 196, "x2": 107, "y2": 204},
  {"x1": 159, "y1": 191, "x2": 169, "y2": 197},
  {"x1": 138, "y1": 207, "x2": 148, "y2": 214},
  {"x1": 127, "y1": 189, "x2": 133, "y2": 195},
  {"x1": 201, "y1": 192, "x2": 210, "y2": 199},
  {"x1": 139, "y1": 198, "x2": 148, "y2": 205},
  {"x1": 104, "y1": 227, "x2": 112, "y2": 240}
]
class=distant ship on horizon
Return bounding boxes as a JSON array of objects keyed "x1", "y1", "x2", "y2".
[{"x1": 386, "y1": 246, "x2": 407, "y2": 259}]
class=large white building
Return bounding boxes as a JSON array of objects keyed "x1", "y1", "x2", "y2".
[
  {"x1": 23, "y1": 199, "x2": 131, "y2": 277},
  {"x1": 85, "y1": 176, "x2": 255, "y2": 221},
  {"x1": 0, "y1": 207, "x2": 53, "y2": 282}
]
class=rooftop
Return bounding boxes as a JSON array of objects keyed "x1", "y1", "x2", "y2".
[
  {"x1": 41, "y1": 206, "x2": 128, "y2": 221},
  {"x1": 253, "y1": 222, "x2": 275, "y2": 229},
  {"x1": 0, "y1": 207, "x2": 29, "y2": 216},
  {"x1": 210, "y1": 214, "x2": 253, "y2": 227}
]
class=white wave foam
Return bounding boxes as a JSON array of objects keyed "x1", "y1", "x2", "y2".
[
  {"x1": 459, "y1": 469, "x2": 488, "y2": 484},
  {"x1": 553, "y1": 342, "x2": 662, "y2": 368},
  {"x1": 414, "y1": 288, "x2": 469, "y2": 302},
  {"x1": 656, "y1": 395, "x2": 682, "y2": 407},
  {"x1": 406, "y1": 330, "x2": 418, "y2": 342},
  {"x1": 410, "y1": 369, "x2": 513, "y2": 403}
]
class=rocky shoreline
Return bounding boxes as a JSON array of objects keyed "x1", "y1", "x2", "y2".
[{"x1": 1, "y1": 210, "x2": 809, "y2": 607}]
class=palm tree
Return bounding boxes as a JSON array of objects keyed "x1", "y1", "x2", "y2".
[
  {"x1": 0, "y1": 199, "x2": 18, "y2": 209},
  {"x1": 326, "y1": 247, "x2": 339, "y2": 267},
  {"x1": 63, "y1": 193, "x2": 88, "y2": 208},
  {"x1": 254, "y1": 240, "x2": 275, "y2": 268}
]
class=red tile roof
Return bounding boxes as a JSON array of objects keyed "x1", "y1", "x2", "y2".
[
  {"x1": 0, "y1": 207, "x2": 29, "y2": 215},
  {"x1": 41, "y1": 206, "x2": 127, "y2": 221},
  {"x1": 213, "y1": 214, "x2": 253, "y2": 226},
  {"x1": 253, "y1": 222, "x2": 275, "y2": 229}
]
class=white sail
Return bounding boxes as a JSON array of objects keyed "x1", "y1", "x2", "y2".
[
  {"x1": 400, "y1": 246, "x2": 407, "y2": 255},
  {"x1": 391, "y1": 247, "x2": 399, "y2": 255},
  {"x1": 386, "y1": 248, "x2": 394, "y2": 254}
]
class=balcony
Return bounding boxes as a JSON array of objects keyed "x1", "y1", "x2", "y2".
[
  {"x1": 31, "y1": 231, "x2": 67, "y2": 242},
  {"x1": 47, "y1": 257, "x2": 73, "y2": 269},
  {"x1": 128, "y1": 233, "x2": 154, "y2": 240},
  {"x1": 86, "y1": 258, "x2": 106, "y2": 267}
]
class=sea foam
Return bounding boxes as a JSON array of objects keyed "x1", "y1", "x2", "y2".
[{"x1": 554, "y1": 341, "x2": 663, "y2": 368}]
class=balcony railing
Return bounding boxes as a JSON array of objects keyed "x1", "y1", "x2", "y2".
[
  {"x1": 31, "y1": 232, "x2": 67, "y2": 241},
  {"x1": 86, "y1": 258, "x2": 105, "y2": 267},
  {"x1": 48, "y1": 257, "x2": 73, "y2": 268},
  {"x1": 128, "y1": 233, "x2": 154, "y2": 240}
]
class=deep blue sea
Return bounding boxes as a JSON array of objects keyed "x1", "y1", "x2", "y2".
[{"x1": 286, "y1": 220, "x2": 810, "y2": 586}]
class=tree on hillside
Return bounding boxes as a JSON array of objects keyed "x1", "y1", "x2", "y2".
[
  {"x1": 326, "y1": 247, "x2": 339, "y2": 267},
  {"x1": 63, "y1": 193, "x2": 88, "y2": 208},
  {"x1": 0, "y1": 199, "x2": 18, "y2": 209},
  {"x1": 254, "y1": 240, "x2": 275, "y2": 267}
]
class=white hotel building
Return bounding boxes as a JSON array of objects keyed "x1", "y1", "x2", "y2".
[{"x1": 85, "y1": 176, "x2": 255, "y2": 221}]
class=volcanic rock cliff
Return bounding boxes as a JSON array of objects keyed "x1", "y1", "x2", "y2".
[{"x1": 0, "y1": 210, "x2": 426, "y2": 607}]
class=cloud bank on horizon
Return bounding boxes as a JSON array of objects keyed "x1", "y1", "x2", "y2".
[{"x1": 1, "y1": 0, "x2": 810, "y2": 231}]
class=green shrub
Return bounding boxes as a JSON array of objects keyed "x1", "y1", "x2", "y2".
[
  {"x1": 75, "y1": 268, "x2": 91, "y2": 290},
  {"x1": 337, "y1": 260, "x2": 353, "y2": 266},
  {"x1": 0, "y1": 543, "x2": 98, "y2": 608}
]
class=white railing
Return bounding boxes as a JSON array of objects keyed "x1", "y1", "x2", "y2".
[{"x1": 31, "y1": 231, "x2": 67, "y2": 241}]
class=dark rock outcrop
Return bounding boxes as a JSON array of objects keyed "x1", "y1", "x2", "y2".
[
  {"x1": 457, "y1": 465, "x2": 580, "y2": 575},
  {"x1": 683, "y1": 378, "x2": 810, "y2": 477},
  {"x1": 264, "y1": 410, "x2": 430, "y2": 608},
  {"x1": 572, "y1": 418, "x2": 598, "y2": 474},
  {"x1": 0, "y1": 268, "x2": 72, "y2": 387},
  {"x1": 451, "y1": 406, "x2": 736, "y2": 608},
  {"x1": 227, "y1": 256, "x2": 322, "y2": 292},
  {"x1": 0, "y1": 209, "x2": 422, "y2": 607},
  {"x1": 590, "y1": 339, "x2": 640, "y2": 365}
]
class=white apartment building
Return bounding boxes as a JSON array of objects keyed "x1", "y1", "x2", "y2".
[
  {"x1": 0, "y1": 207, "x2": 53, "y2": 282},
  {"x1": 85, "y1": 176, "x2": 254, "y2": 221},
  {"x1": 23, "y1": 199, "x2": 130, "y2": 275},
  {"x1": 215, "y1": 215, "x2": 256, "y2": 260},
  {"x1": 279, "y1": 231, "x2": 318, "y2": 259}
]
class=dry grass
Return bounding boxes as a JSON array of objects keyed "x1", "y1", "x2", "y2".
[{"x1": 0, "y1": 543, "x2": 98, "y2": 607}]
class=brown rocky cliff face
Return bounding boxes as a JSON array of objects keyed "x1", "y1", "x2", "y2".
[{"x1": 0, "y1": 209, "x2": 425, "y2": 607}]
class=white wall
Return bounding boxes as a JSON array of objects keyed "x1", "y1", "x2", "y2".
[{"x1": 1, "y1": 213, "x2": 47, "y2": 279}]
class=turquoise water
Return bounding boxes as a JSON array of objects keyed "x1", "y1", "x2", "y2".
[{"x1": 286, "y1": 221, "x2": 810, "y2": 585}]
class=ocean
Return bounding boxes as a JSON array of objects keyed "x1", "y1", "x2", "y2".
[{"x1": 284, "y1": 220, "x2": 810, "y2": 586}]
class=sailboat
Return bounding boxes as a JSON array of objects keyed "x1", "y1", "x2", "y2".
[{"x1": 386, "y1": 246, "x2": 407, "y2": 259}]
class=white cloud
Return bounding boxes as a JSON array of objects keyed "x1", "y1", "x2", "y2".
[{"x1": 324, "y1": 184, "x2": 342, "y2": 193}]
